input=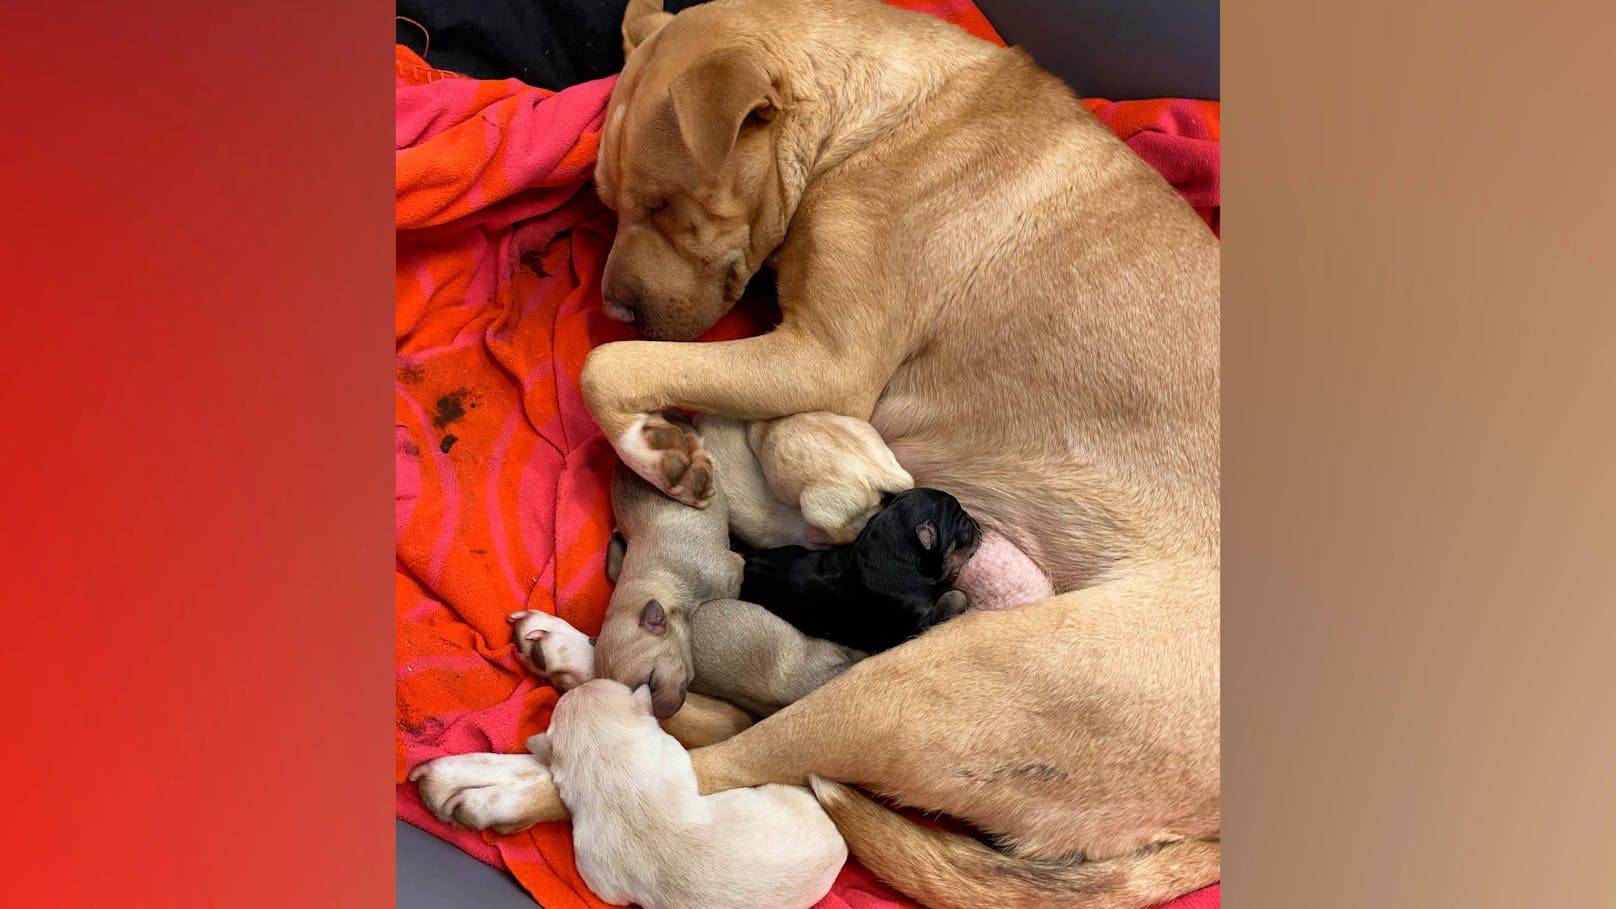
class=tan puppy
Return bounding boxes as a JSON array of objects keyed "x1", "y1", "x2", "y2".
[
  {"x1": 446, "y1": 1, "x2": 1223, "y2": 906},
  {"x1": 687, "y1": 598, "x2": 865, "y2": 718},
  {"x1": 698, "y1": 412, "x2": 913, "y2": 547},
  {"x1": 508, "y1": 608, "x2": 754, "y2": 748},
  {"x1": 596, "y1": 440, "x2": 743, "y2": 720},
  {"x1": 528, "y1": 680, "x2": 846, "y2": 909}
]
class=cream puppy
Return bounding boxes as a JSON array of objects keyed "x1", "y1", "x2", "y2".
[
  {"x1": 527, "y1": 679, "x2": 846, "y2": 909},
  {"x1": 747, "y1": 412, "x2": 914, "y2": 545},
  {"x1": 697, "y1": 412, "x2": 913, "y2": 547}
]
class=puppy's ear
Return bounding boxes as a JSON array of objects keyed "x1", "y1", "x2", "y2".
[
  {"x1": 670, "y1": 46, "x2": 781, "y2": 174},
  {"x1": 631, "y1": 684, "x2": 656, "y2": 715},
  {"x1": 606, "y1": 531, "x2": 627, "y2": 583},
  {"x1": 640, "y1": 599, "x2": 668, "y2": 635},
  {"x1": 621, "y1": 0, "x2": 672, "y2": 57},
  {"x1": 523, "y1": 627, "x2": 549, "y2": 642},
  {"x1": 916, "y1": 520, "x2": 938, "y2": 550},
  {"x1": 525, "y1": 732, "x2": 553, "y2": 764}
]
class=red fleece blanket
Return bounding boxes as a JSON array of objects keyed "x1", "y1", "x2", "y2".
[{"x1": 395, "y1": 7, "x2": 1220, "y2": 908}]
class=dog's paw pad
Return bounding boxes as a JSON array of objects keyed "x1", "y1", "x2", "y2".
[
  {"x1": 408, "y1": 753, "x2": 555, "y2": 832},
  {"x1": 617, "y1": 411, "x2": 715, "y2": 508}
]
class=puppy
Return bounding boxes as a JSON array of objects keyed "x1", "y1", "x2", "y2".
[
  {"x1": 687, "y1": 598, "x2": 865, "y2": 717},
  {"x1": 740, "y1": 487, "x2": 982, "y2": 653},
  {"x1": 746, "y1": 412, "x2": 913, "y2": 544},
  {"x1": 697, "y1": 412, "x2": 913, "y2": 548},
  {"x1": 527, "y1": 680, "x2": 846, "y2": 909},
  {"x1": 595, "y1": 432, "x2": 743, "y2": 720},
  {"x1": 695, "y1": 413, "x2": 813, "y2": 548}
]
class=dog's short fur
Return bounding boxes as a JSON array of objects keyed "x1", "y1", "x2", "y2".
[
  {"x1": 596, "y1": 431, "x2": 742, "y2": 720},
  {"x1": 435, "y1": 1, "x2": 1222, "y2": 905},
  {"x1": 698, "y1": 412, "x2": 912, "y2": 547},
  {"x1": 687, "y1": 598, "x2": 865, "y2": 717},
  {"x1": 509, "y1": 608, "x2": 754, "y2": 748},
  {"x1": 528, "y1": 680, "x2": 846, "y2": 909},
  {"x1": 741, "y1": 488, "x2": 980, "y2": 653}
]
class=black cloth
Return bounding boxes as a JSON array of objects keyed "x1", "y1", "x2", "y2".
[{"x1": 396, "y1": 0, "x2": 708, "y2": 89}]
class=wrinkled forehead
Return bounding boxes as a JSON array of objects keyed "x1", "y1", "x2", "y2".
[{"x1": 595, "y1": 45, "x2": 701, "y2": 209}]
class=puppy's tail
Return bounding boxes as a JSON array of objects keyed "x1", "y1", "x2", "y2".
[{"x1": 807, "y1": 776, "x2": 1218, "y2": 909}]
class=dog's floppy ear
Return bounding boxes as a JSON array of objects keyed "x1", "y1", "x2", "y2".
[
  {"x1": 669, "y1": 46, "x2": 781, "y2": 174},
  {"x1": 640, "y1": 599, "x2": 668, "y2": 635},
  {"x1": 621, "y1": 0, "x2": 672, "y2": 57},
  {"x1": 916, "y1": 519, "x2": 938, "y2": 550},
  {"x1": 631, "y1": 684, "x2": 656, "y2": 715},
  {"x1": 525, "y1": 732, "x2": 553, "y2": 763},
  {"x1": 606, "y1": 530, "x2": 627, "y2": 582}
]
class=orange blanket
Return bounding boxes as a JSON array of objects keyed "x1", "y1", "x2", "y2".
[{"x1": 395, "y1": 7, "x2": 1219, "y2": 908}]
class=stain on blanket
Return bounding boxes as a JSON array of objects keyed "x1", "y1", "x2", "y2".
[
  {"x1": 439, "y1": 434, "x2": 458, "y2": 454},
  {"x1": 519, "y1": 248, "x2": 550, "y2": 277},
  {"x1": 432, "y1": 390, "x2": 470, "y2": 428}
]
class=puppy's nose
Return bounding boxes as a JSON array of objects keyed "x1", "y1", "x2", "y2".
[{"x1": 602, "y1": 291, "x2": 641, "y2": 324}]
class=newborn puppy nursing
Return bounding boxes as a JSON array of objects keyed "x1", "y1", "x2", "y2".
[
  {"x1": 742, "y1": 487, "x2": 982, "y2": 653},
  {"x1": 604, "y1": 447, "x2": 867, "y2": 715},
  {"x1": 595, "y1": 422, "x2": 743, "y2": 719},
  {"x1": 528, "y1": 679, "x2": 846, "y2": 909},
  {"x1": 509, "y1": 608, "x2": 754, "y2": 749}
]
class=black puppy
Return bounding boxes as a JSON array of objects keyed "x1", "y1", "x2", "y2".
[{"x1": 738, "y1": 488, "x2": 982, "y2": 653}]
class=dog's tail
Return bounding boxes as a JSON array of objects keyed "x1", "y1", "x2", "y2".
[{"x1": 808, "y1": 776, "x2": 1218, "y2": 909}]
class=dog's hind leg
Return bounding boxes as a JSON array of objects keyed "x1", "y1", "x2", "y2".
[{"x1": 687, "y1": 565, "x2": 1219, "y2": 864}]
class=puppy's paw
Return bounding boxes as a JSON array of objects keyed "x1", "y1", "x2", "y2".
[
  {"x1": 508, "y1": 611, "x2": 596, "y2": 691},
  {"x1": 799, "y1": 485, "x2": 883, "y2": 545},
  {"x1": 615, "y1": 410, "x2": 714, "y2": 508},
  {"x1": 407, "y1": 753, "x2": 564, "y2": 833}
]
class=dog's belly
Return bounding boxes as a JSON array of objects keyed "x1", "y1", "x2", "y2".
[{"x1": 955, "y1": 530, "x2": 1054, "y2": 610}]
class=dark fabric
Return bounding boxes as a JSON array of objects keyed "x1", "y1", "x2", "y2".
[{"x1": 395, "y1": 0, "x2": 707, "y2": 89}]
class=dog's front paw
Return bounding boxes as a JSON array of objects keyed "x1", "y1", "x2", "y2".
[
  {"x1": 407, "y1": 753, "x2": 565, "y2": 833},
  {"x1": 615, "y1": 410, "x2": 714, "y2": 508}
]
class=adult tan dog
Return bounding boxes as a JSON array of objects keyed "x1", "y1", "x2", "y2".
[{"x1": 424, "y1": 0, "x2": 1220, "y2": 906}]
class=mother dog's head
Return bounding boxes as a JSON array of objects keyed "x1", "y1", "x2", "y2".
[{"x1": 594, "y1": 0, "x2": 793, "y2": 341}]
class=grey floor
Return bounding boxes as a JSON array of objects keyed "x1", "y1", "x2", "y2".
[
  {"x1": 397, "y1": 821, "x2": 542, "y2": 908},
  {"x1": 394, "y1": 2, "x2": 1217, "y2": 905}
]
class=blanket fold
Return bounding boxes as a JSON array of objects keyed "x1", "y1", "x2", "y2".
[{"x1": 394, "y1": 6, "x2": 1220, "y2": 907}]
